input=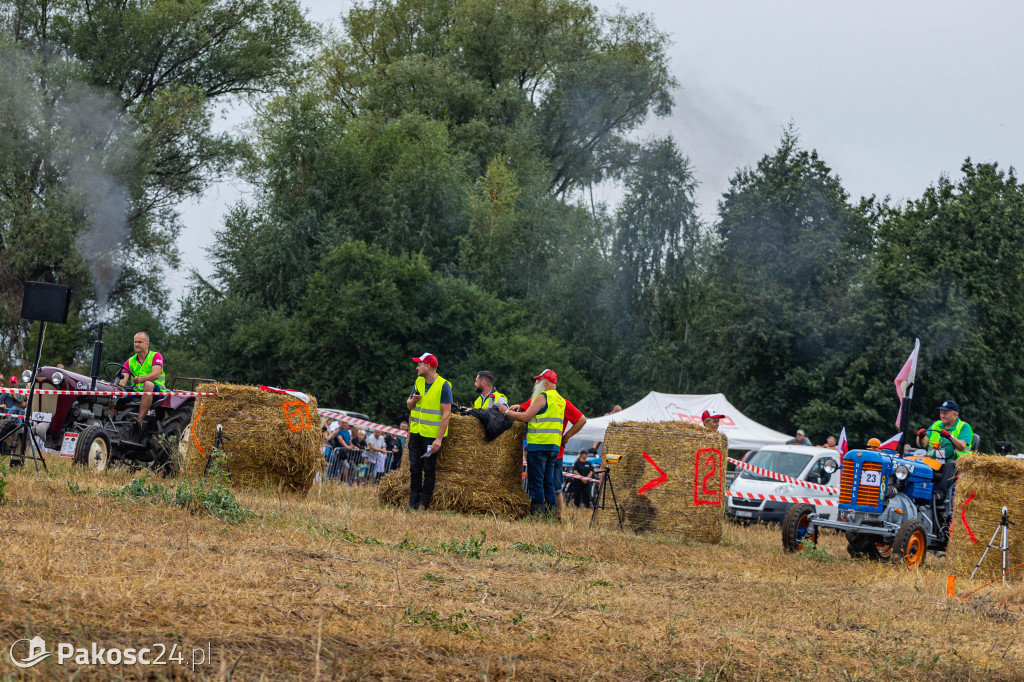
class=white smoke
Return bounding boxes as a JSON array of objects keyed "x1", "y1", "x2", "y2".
[{"x1": 0, "y1": 43, "x2": 133, "y2": 320}]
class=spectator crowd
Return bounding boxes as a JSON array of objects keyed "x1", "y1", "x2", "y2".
[{"x1": 320, "y1": 418, "x2": 409, "y2": 486}]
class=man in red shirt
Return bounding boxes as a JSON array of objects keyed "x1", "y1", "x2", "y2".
[{"x1": 510, "y1": 396, "x2": 587, "y2": 519}]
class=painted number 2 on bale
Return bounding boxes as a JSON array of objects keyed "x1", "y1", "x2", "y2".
[{"x1": 693, "y1": 448, "x2": 723, "y2": 506}]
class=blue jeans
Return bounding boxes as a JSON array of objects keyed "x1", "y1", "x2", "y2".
[{"x1": 526, "y1": 449, "x2": 559, "y2": 505}]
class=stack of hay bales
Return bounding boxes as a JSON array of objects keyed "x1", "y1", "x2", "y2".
[
  {"x1": 949, "y1": 455, "x2": 1024, "y2": 583},
  {"x1": 182, "y1": 383, "x2": 323, "y2": 494},
  {"x1": 593, "y1": 421, "x2": 727, "y2": 544},
  {"x1": 377, "y1": 415, "x2": 529, "y2": 519}
]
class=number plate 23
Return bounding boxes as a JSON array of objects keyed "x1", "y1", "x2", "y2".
[{"x1": 859, "y1": 470, "x2": 882, "y2": 487}]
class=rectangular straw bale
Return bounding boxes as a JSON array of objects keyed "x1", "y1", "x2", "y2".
[
  {"x1": 377, "y1": 414, "x2": 529, "y2": 519},
  {"x1": 948, "y1": 455, "x2": 1024, "y2": 583},
  {"x1": 593, "y1": 421, "x2": 727, "y2": 544},
  {"x1": 182, "y1": 383, "x2": 324, "y2": 494}
]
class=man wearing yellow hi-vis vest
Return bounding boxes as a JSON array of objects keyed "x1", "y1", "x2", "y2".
[
  {"x1": 915, "y1": 399, "x2": 973, "y2": 460},
  {"x1": 116, "y1": 331, "x2": 167, "y2": 425},
  {"x1": 507, "y1": 369, "x2": 566, "y2": 516},
  {"x1": 915, "y1": 399, "x2": 973, "y2": 502},
  {"x1": 405, "y1": 352, "x2": 453, "y2": 511},
  {"x1": 472, "y1": 371, "x2": 509, "y2": 414}
]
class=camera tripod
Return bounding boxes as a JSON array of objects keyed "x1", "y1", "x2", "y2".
[
  {"x1": 589, "y1": 467, "x2": 624, "y2": 530},
  {"x1": 971, "y1": 506, "x2": 1014, "y2": 586},
  {"x1": 1, "y1": 320, "x2": 49, "y2": 473}
]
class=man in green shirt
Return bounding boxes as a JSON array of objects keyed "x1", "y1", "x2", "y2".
[{"x1": 916, "y1": 399, "x2": 973, "y2": 460}]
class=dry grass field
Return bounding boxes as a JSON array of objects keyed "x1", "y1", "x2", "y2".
[{"x1": 1, "y1": 458, "x2": 1022, "y2": 681}]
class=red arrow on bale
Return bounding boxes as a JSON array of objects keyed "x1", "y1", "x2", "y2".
[{"x1": 637, "y1": 451, "x2": 668, "y2": 494}]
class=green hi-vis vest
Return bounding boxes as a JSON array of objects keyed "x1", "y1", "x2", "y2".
[
  {"x1": 473, "y1": 390, "x2": 507, "y2": 409},
  {"x1": 128, "y1": 351, "x2": 166, "y2": 392},
  {"x1": 526, "y1": 389, "x2": 566, "y2": 447},
  {"x1": 927, "y1": 418, "x2": 971, "y2": 458},
  {"x1": 410, "y1": 375, "x2": 450, "y2": 438}
]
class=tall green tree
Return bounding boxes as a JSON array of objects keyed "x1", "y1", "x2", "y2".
[
  {"x1": 702, "y1": 130, "x2": 875, "y2": 436},
  {"x1": 871, "y1": 160, "x2": 1024, "y2": 448},
  {"x1": 182, "y1": 241, "x2": 593, "y2": 422},
  {"x1": 0, "y1": 0, "x2": 313, "y2": 370}
]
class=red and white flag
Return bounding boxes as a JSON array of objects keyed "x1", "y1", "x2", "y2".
[
  {"x1": 894, "y1": 338, "x2": 920, "y2": 427},
  {"x1": 837, "y1": 427, "x2": 849, "y2": 459},
  {"x1": 879, "y1": 432, "x2": 902, "y2": 451}
]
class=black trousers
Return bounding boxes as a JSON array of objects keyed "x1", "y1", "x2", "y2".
[{"x1": 408, "y1": 433, "x2": 438, "y2": 500}]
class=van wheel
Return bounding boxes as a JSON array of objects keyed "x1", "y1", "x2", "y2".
[
  {"x1": 73, "y1": 426, "x2": 111, "y2": 472},
  {"x1": 892, "y1": 520, "x2": 928, "y2": 569},
  {"x1": 782, "y1": 504, "x2": 818, "y2": 552}
]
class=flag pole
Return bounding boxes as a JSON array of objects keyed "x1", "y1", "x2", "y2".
[{"x1": 896, "y1": 381, "x2": 913, "y2": 455}]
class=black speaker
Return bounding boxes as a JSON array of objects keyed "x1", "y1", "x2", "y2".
[{"x1": 21, "y1": 281, "x2": 72, "y2": 324}]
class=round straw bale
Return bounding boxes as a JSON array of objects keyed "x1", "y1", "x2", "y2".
[
  {"x1": 182, "y1": 383, "x2": 324, "y2": 494},
  {"x1": 377, "y1": 414, "x2": 530, "y2": 519},
  {"x1": 592, "y1": 421, "x2": 727, "y2": 544},
  {"x1": 948, "y1": 454, "x2": 1024, "y2": 583}
]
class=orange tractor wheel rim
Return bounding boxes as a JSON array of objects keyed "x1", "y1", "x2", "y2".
[{"x1": 905, "y1": 531, "x2": 926, "y2": 568}]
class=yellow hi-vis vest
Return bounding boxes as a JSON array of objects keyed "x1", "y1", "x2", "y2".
[
  {"x1": 927, "y1": 418, "x2": 971, "y2": 458},
  {"x1": 410, "y1": 375, "x2": 450, "y2": 438},
  {"x1": 127, "y1": 351, "x2": 166, "y2": 391},
  {"x1": 473, "y1": 390, "x2": 507, "y2": 409},
  {"x1": 526, "y1": 390, "x2": 566, "y2": 447}
]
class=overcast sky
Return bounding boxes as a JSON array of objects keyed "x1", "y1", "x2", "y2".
[{"x1": 169, "y1": 0, "x2": 1024, "y2": 297}]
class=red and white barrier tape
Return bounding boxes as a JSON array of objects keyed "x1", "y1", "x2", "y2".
[
  {"x1": 727, "y1": 457, "x2": 839, "y2": 495},
  {"x1": 319, "y1": 410, "x2": 408, "y2": 437},
  {"x1": 4, "y1": 387, "x2": 216, "y2": 397},
  {"x1": 726, "y1": 491, "x2": 838, "y2": 507},
  {"x1": 563, "y1": 471, "x2": 602, "y2": 484},
  {"x1": 1, "y1": 413, "x2": 25, "y2": 419}
]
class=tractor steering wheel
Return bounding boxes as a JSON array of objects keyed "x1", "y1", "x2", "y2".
[{"x1": 102, "y1": 362, "x2": 139, "y2": 388}]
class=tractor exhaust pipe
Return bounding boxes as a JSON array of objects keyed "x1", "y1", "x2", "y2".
[{"x1": 89, "y1": 321, "x2": 104, "y2": 391}]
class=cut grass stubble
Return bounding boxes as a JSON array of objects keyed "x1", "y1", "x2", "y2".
[{"x1": 0, "y1": 458, "x2": 1022, "y2": 680}]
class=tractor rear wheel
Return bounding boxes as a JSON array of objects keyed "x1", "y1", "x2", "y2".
[
  {"x1": 73, "y1": 426, "x2": 111, "y2": 472},
  {"x1": 782, "y1": 504, "x2": 818, "y2": 552},
  {"x1": 147, "y1": 406, "x2": 193, "y2": 478},
  {"x1": 892, "y1": 519, "x2": 928, "y2": 568},
  {"x1": 846, "y1": 531, "x2": 875, "y2": 558}
]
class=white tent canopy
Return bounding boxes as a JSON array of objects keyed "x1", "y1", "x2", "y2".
[{"x1": 573, "y1": 392, "x2": 791, "y2": 451}]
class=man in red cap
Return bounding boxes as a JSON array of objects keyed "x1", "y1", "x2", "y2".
[
  {"x1": 507, "y1": 369, "x2": 567, "y2": 516},
  {"x1": 1, "y1": 376, "x2": 26, "y2": 416},
  {"x1": 702, "y1": 409, "x2": 725, "y2": 432},
  {"x1": 512, "y1": 379, "x2": 588, "y2": 519},
  {"x1": 405, "y1": 352, "x2": 452, "y2": 510}
]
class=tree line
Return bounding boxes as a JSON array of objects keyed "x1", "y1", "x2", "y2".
[{"x1": 3, "y1": 0, "x2": 1024, "y2": 450}]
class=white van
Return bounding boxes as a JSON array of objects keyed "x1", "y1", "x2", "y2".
[{"x1": 726, "y1": 444, "x2": 840, "y2": 524}]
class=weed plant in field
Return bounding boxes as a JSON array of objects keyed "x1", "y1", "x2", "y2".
[{"x1": 99, "y1": 450, "x2": 251, "y2": 522}]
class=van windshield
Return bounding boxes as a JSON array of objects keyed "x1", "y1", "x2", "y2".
[{"x1": 738, "y1": 450, "x2": 812, "y2": 482}]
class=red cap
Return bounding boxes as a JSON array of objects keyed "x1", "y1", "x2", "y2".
[
  {"x1": 9, "y1": 376, "x2": 17, "y2": 384},
  {"x1": 532, "y1": 369, "x2": 558, "y2": 384},
  {"x1": 411, "y1": 353, "x2": 438, "y2": 368},
  {"x1": 702, "y1": 410, "x2": 725, "y2": 422}
]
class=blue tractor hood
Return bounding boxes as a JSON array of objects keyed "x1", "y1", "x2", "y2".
[{"x1": 839, "y1": 449, "x2": 935, "y2": 512}]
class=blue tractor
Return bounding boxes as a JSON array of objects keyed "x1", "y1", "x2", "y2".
[{"x1": 781, "y1": 447, "x2": 955, "y2": 568}]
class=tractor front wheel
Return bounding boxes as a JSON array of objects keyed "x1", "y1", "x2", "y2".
[
  {"x1": 782, "y1": 504, "x2": 818, "y2": 552},
  {"x1": 73, "y1": 426, "x2": 111, "y2": 472},
  {"x1": 892, "y1": 519, "x2": 928, "y2": 569}
]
